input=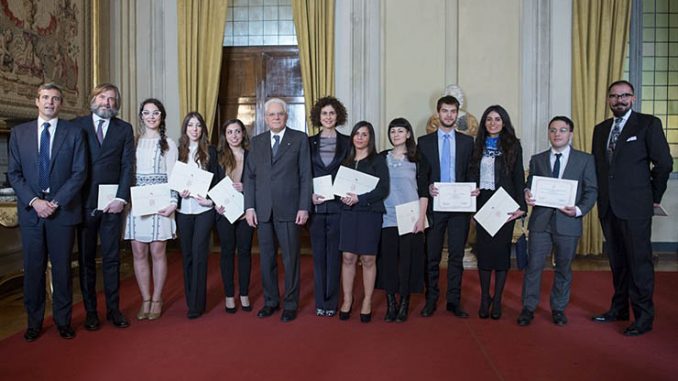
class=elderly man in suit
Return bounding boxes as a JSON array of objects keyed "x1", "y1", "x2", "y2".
[
  {"x1": 518, "y1": 116, "x2": 597, "y2": 327},
  {"x1": 244, "y1": 98, "x2": 312, "y2": 322},
  {"x1": 8, "y1": 83, "x2": 87, "y2": 341},
  {"x1": 417, "y1": 95, "x2": 475, "y2": 318},
  {"x1": 72, "y1": 83, "x2": 135, "y2": 330},
  {"x1": 591, "y1": 80, "x2": 672, "y2": 336}
]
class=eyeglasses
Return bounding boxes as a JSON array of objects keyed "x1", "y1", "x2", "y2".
[
  {"x1": 608, "y1": 93, "x2": 633, "y2": 101},
  {"x1": 549, "y1": 128, "x2": 571, "y2": 134},
  {"x1": 141, "y1": 110, "x2": 162, "y2": 118}
]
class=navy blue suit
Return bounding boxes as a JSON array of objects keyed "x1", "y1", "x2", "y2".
[{"x1": 8, "y1": 119, "x2": 87, "y2": 329}]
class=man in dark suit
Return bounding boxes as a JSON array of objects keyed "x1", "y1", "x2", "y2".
[
  {"x1": 244, "y1": 98, "x2": 312, "y2": 322},
  {"x1": 417, "y1": 95, "x2": 475, "y2": 318},
  {"x1": 72, "y1": 83, "x2": 135, "y2": 330},
  {"x1": 591, "y1": 80, "x2": 672, "y2": 336},
  {"x1": 518, "y1": 116, "x2": 597, "y2": 327},
  {"x1": 8, "y1": 83, "x2": 87, "y2": 341}
]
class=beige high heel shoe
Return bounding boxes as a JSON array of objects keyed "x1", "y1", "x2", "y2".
[
  {"x1": 137, "y1": 300, "x2": 151, "y2": 320},
  {"x1": 148, "y1": 300, "x2": 163, "y2": 320}
]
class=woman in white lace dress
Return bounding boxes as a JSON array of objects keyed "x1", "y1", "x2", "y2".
[{"x1": 124, "y1": 98, "x2": 178, "y2": 321}]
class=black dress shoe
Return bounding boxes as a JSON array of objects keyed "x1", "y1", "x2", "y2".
[
  {"x1": 24, "y1": 327, "x2": 41, "y2": 342},
  {"x1": 84, "y1": 312, "x2": 100, "y2": 331},
  {"x1": 225, "y1": 305, "x2": 237, "y2": 314},
  {"x1": 57, "y1": 325, "x2": 76, "y2": 339},
  {"x1": 360, "y1": 312, "x2": 372, "y2": 323},
  {"x1": 106, "y1": 310, "x2": 130, "y2": 328},
  {"x1": 257, "y1": 305, "x2": 279, "y2": 318},
  {"x1": 623, "y1": 324, "x2": 652, "y2": 337},
  {"x1": 592, "y1": 311, "x2": 629, "y2": 323},
  {"x1": 281, "y1": 309, "x2": 297, "y2": 322},
  {"x1": 552, "y1": 310, "x2": 568, "y2": 326},
  {"x1": 517, "y1": 308, "x2": 534, "y2": 326},
  {"x1": 446, "y1": 303, "x2": 470, "y2": 318},
  {"x1": 187, "y1": 311, "x2": 203, "y2": 319},
  {"x1": 420, "y1": 300, "x2": 437, "y2": 317},
  {"x1": 241, "y1": 304, "x2": 253, "y2": 312}
]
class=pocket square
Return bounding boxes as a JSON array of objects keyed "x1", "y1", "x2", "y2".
[{"x1": 626, "y1": 136, "x2": 637, "y2": 142}]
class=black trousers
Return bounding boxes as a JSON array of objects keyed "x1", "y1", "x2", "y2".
[
  {"x1": 22, "y1": 220, "x2": 75, "y2": 329},
  {"x1": 78, "y1": 210, "x2": 123, "y2": 314},
  {"x1": 600, "y1": 211, "x2": 654, "y2": 329},
  {"x1": 215, "y1": 215, "x2": 254, "y2": 297},
  {"x1": 378, "y1": 227, "x2": 425, "y2": 296},
  {"x1": 176, "y1": 209, "x2": 215, "y2": 315},
  {"x1": 257, "y1": 219, "x2": 301, "y2": 310},
  {"x1": 309, "y1": 212, "x2": 342, "y2": 310},
  {"x1": 425, "y1": 212, "x2": 470, "y2": 305}
]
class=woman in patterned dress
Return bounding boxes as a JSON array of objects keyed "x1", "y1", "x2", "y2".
[{"x1": 124, "y1": 98, "x2": 178, "y2": 320}]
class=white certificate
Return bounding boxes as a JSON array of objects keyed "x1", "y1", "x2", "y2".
[
  {"x1": 313, "y1": 175, "x2": 334, "y2": 201},
  {"x1": 395, "y1": 200, "x2": 429, "y2": 236},
  {"x1": 473, "y1": 187, "x2": 520, "y2": 237},
  {"x1": 130, "y1": 183, "x2": 172, "y2": 217},
  {"x1": 97, "y1": 184, "x2": 118, "y2": 210},
  {"x1": 654, "y1": 204, "x2": 669, "y2": 217},
  {"x1": 531, "y1": 176, "x2": 578, "y2": 209},
  {"x1": 332, "y1": 166, "x2": 379, "y2": 197},
  {"x1": 207, "y1": 176, "x2": 244, "y2": 224},
  {"x1": 432, "y1": 182, "x2": 477, "y2": 212},
  {"x1": 168, "y1": 161, "x2": 214, "y2": 198}
]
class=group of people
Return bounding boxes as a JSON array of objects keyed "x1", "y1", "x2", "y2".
[{"x1": 8, "y1": 79, "x2": 672, "y2": 343}]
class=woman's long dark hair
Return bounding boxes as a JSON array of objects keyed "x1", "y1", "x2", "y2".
[
  {"x1": 178, "y1": 112, "x2": 210, "y2": 169},
  {"x1": 343, "y1": 121, "x2": 377, "y2": 165},
  {"x1": 218, "y1": 118, "x2": 250, "y2": 173},
  {"x1": 470, "y1": 105, "x2": 520, "y2": 175},
  {"x1": 137, "y1": 98, "x2": 169, "y2": 155},
  {"x1": 387, "y1": 117, "x2": 418, "y2": 162}
]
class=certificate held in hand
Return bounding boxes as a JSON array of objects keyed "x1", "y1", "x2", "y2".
[
  {"x1": 432, "y1": 182, "x2": 476, "y2": 212},
  {"x1": 313, "y1": 175, "x2": 334, "y2": 201},
  {"x1": 130, "y1": 183, "x2": 172, "y2": 216},
  {"x1": 473, "y1": 187, "x2": 520, "y2": 237},
  {"x1": 332, "y1": 165, "x2": 379, "y2": 197},
  {"x1": 208, "y1": 176, "x2": 244, "y2": 223},
  {"x1": 530, "y1": 176, "x2": 578, "y2": 209},
  {"x1": 168, "y1": 161, "x2": 214, "y2": 197},
  {"x1": 97, "y1": 184, "x2": 118, "y2": 210},
  {"x1": 395, "y1": 200, "x2": 429, "y2": 236}
]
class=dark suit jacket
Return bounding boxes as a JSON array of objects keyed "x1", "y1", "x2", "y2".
[
  {"x1": 417, "y1": 130, "x2": 474, "y2": 214},
  {"x1": 8, "y1": 119, "x2": 87, "y2": 226},
  {"x1": 244, "y1": 128, "x2": 312, "y2": 222},
  {"x1": 469, "y1": 142, "x2": 528, "y2": 212},
  {"x1": 71, "y1": 115, "x2": 135, "y2": 209},
  {"x1": 309, "y1": 132, "x2": 351, "y2": 214},
  {"x1": 526, "y1": 148, "x2": 597, "y2": 236},
  {"x1": 592, "y1": 111, "x2": 672, "y2": 219}
]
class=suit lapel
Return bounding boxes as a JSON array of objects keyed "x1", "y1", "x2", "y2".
[
  {"x1": 612, "y1": 112, "x2": 640, "y2": 164},
  {"x1": 273, "y1": 129, "x2": 292, "y2": 164},
  {"x1": 561, "y1": 150, "x2": 578, "y2": 180},
  {"x1": 85, "y1": 116, "x2": 102, "y2": 158},
  {"x1": 49, "y1": 120, "x2": 68, "y2": 174}
]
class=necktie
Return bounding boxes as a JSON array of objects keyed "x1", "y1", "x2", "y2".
[
  {"x1": 39, "y1": 122, "x2": 51, "y2": 191},
  {"x1": 440, "y1": 134, "x2": 451, "y2": 182},
  {"x1": 607, "y1": 117, "x2": 622, "y2": 163},
  {"x1": 96, "y1": 119, "x2": 105, "y2": 145},
  {"x1": 272, "y1": 134, "x2": 280, "y2": 158},
  {"x1": 552, "y1": 153, "x2": 562, "y2": 178}
]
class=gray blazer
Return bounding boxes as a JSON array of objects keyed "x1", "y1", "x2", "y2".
[
  {"x1": 244, "y1": 127, "x2": 312, "y2": 222},
  {"x1": 526, "y1": 148, "x2": 597, "y2": 237}
]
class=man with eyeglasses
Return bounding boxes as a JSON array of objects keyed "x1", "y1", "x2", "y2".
[
  {"x1": 72, "y1": 83, "x2": 135, "y2": 330},
  {"x1": 244, "y1": 98, "x2": 312, "y2": 322},
  {"x1": 591, "y1": 80, "x2": 672, "y2": 336},
  {"x1": 518, "y1": 116, "x2": 597, "y2": 327}
]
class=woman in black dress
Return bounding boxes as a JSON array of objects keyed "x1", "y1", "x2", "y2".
[
  {"x1": 338, "y1": 121, "x2": 389, "y2": 323},
  {"x1": 469, "y1": 105, "x2": 526, "y2": 320},
  {"x1": 308, "y1": 97, "x2": 351, "y2": 317}
]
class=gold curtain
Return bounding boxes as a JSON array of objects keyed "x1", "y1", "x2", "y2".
[
  {"x1": 292, "y1": 0, "x2": 335, "y2": 133},
  {"x1": 177, "y1": 0, "x2": 228, "y2": 137},
  {"x1": 572, "y1": 0, "x2": 631, "y2": 255}
]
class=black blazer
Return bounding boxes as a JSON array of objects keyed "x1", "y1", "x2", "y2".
[
  {"x1": 469, "y1": 141, "x2": 527, "y2": 212},
  {"x1": 8, "y1": 119, "x2": 88, "y2": 226},
  {"x1": 72, "y1": 115, "x2": 135, "y2": 209},
  {"x1": 592, "y1": 111, "x2": 672, "y2": 219},
  {"x1": 309, "y1": 132, "x2": 351, "y2": 213},
  {"x1": 341, "y1": 153, "x2": 389, "y2": 213}
]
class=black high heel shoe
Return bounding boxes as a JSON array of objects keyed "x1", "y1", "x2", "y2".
[
  {"x1": 491, "y1": 297, "x2": 502, "y2": 320},
  {"x1": 479, "y1": 297, "x2": 492, "y2": 319},
  {"x1": 339, "y1": 302, "x2": 353, "y2": 321},
  {"x1": 360, "y1": 312, "x2": 372, "y2": 323}
]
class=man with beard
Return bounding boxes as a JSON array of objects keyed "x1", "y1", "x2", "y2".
[
  {"x1": 417, "y1": 95, "x2": 475, "y2": 318},
  {"x1": 591, "y1": 80, "x2": 672, "y2": 336},
  {"x1": 73, "y1": 83, "x2": 135, "y2": 330}
]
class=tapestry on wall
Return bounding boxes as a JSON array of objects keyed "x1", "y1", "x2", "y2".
[{"x1": 0, "y1": 0, "x2": 90, "y2": 119}]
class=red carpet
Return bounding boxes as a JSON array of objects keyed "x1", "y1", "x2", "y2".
[{"x1": 1, "y1": 253, "x2": 677, "y2": 381}]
